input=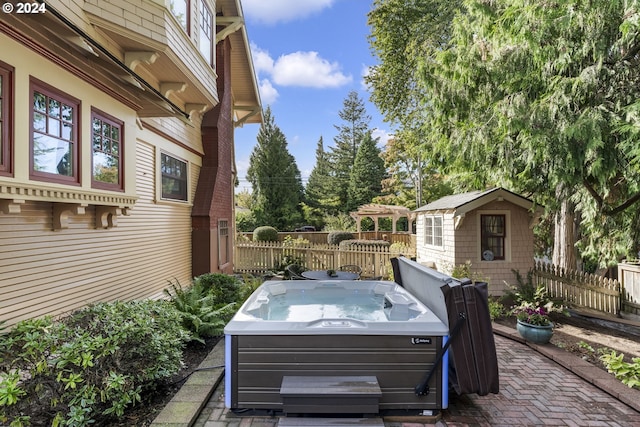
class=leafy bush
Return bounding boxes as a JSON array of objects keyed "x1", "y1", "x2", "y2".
[
  {"x1": 253, "y1": 226, "x2": 279, "y2": 242},
  {"x1": 338, "y1": 239, "x2": 390, "y2": 249},
  {"x1": 164, "y1": 274, "x2": 263, "y2": 342},
  {"x1": 164, "y1": 279, "x2": 235, "y2": 342},
  {"x1": 600, "y1": 350, "x2": 640, "y2": 389},
  {"x1": 488, "y1": 299, "x2": 507, "y2": 321},
  {"x1": 194, "y1": 273, "x2": 243, "y2": 307},
  {"x1": 0, "y1": 300, "x2": 190, "y2": 427},
  {"x1": 327, "y1": 231, "x2": 354, "y2": 245}
]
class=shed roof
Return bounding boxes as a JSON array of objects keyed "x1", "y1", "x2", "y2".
[{"x1": 414, "y1": 187, "x2": 542, "y2": 216}]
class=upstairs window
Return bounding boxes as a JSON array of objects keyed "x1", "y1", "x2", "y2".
[
  {"x1": 0, "y1": 61, "x2": 12, "y2": 176},
  {"x1": 161, "y1": 152, "x2": 188, "y2": 201},
  {"x1": 481, "y1": 214, "x2": 506, "y2": 261},
  {"x1": 199, "y1": 1, "x2": 213, "y2": 64},
  {"x1": 91, "y1": 109, "x2": 123, "y2": 191},
  {"x1": 170, "y1": 0, "x2": 189, "y2": 33},
  {"x1": 30, "y1": 80, "x2": 80, "y2": 184},
  {"x1": 424, "y1": 215, "x2": 443, "y2": 247}
]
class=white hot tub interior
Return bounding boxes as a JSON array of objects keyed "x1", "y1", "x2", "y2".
[{"x1": 242, "y1": 281, "x2": 426, "y2": 322}]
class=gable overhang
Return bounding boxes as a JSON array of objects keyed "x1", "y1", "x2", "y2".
[{"x1": 217, "y1": 0, "x2": 263, "y2": 126}]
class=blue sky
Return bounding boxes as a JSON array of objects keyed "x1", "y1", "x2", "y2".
[{"x1": 235, "y1": 0, "x2": 392, "y2": 192}]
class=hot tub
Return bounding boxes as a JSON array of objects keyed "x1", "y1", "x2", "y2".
[{"x1": 224, "y1": 280, "x2": 450, "y2": 413}]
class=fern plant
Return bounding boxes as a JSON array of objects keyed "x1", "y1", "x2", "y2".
[{"x1": 164, "y1": 280, "x2": 235, "y2": 343}]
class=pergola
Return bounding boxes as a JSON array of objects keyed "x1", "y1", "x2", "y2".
[{"x1": 350, "y1": 204, "x2": 416, "y2": 234}]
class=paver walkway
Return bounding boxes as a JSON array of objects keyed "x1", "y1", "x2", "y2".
[{"x1": 189, "y1": 331, "x2": 640, "y2": 427}]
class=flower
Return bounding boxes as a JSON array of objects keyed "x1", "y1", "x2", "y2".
[
  {"x1": 510, "y1": 285, "x2": 567, "y2": 326},
  {"x1": 512, "y1": 301, "x2": 554, "y2": 326}
]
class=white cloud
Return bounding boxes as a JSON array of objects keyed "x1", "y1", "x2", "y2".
[
  {"x1": 250, "y1": 43, "x2": 352, "y2": 89},
  {"x1": 259, "y1": 79, "x2": 279, "y2": 105},
  {"x1": 242, "y1": 0, "x2": 335, "y2": 25},
  {"x1": 250, "y1": 43, "x2": 274, "y2": 75},
  {"x1": 360, "y1": 65, "x2": 372, "y2": 90},
  {"x1": 272, "y1": 51, "x2": 352, "y2": 88},
  {"x1": 372, "y1": 128, "x2": 392, "y2": 147}
]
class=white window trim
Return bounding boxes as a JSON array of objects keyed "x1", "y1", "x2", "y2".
[
  {"x1": 477, "y1": 210, "x2": 511, "y2": 263},
  {"x1": 423, "y1": 214, "x2": 444, "y2": 248}
]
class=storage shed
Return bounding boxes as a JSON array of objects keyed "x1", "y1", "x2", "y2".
[{"x1": 414, "y1": 188, "x2": 543, "y2": 295}]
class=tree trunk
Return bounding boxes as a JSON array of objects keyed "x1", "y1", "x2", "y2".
[{"x1": 552, "y1": 198, "x2": 578, "y2": 270}]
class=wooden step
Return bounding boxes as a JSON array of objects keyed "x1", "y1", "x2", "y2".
[
  {"x1": 280, "y1": 376, "x2": 382, "y2": 415},
  {"x1": 277, "y1": 417, "x2": 385, "y2": 426}
]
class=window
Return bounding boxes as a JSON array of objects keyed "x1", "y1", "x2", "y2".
[
  {"x1": 0, "y1": 61, "x2": 12, "y2": 176},
  {"x1": 91, "y1": 109, "x2": 123, "y2": 191},
  {"x1": 30, "y1": 80, "x2": 80, "y2": 184},
  {"x1": 199, "y1": 1, "x2": 213, "y2": 64},
  {"x1": 161, "y1": 153, "x2": 188, "y2": 201},
  {"x1": 481, "y1": 214, "x2": 506, "y2": 261},
  {"x1": 424, "y1": 215, "x2": 443, "y2": 247},
  {"x1": 170, "y1": 0, "x2": 189, "y2": 32},
  {"x1": 219, "y1": 219, "x2": 230, "y2": 266}
]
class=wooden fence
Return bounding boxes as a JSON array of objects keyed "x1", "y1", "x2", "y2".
[
  {"x1": 234, "y1": 241, "x2": 416, "y2": 279},
  {"x1": 532, "y1": 260, "x2": 622, "y2": 316},
  {"x1": 238, "y1": 231, "x2": 416, "y2": 247}
]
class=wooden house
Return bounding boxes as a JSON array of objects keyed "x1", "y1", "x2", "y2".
[
  {"x1": 414, "y1": 188, "x2": 543, "y2": 295},
  {"x1": 0, "y1": 0, "x2": 261, "y2": 326}
]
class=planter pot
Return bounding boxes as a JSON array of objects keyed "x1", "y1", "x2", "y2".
[{"x1": 516, "y1": 319, "x2": 553, "y2": 344}]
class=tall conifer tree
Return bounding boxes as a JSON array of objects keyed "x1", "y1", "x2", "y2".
[{"x1": 247, "y1": 107, "x2": 304, "y2": 230}]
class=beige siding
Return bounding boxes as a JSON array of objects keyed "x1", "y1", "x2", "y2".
[
  {"x1": 415, "y1": 212, "x2": 456, "y2": 272},
  {"x1": 0, "y1": 141, "x2": 199, "y2": 327}
]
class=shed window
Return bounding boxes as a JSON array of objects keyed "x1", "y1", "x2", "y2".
[
  {"x1": 30, "y1": 80, "x2": 80, "y2": 185},
  {"x1": 161, "y1": 153, "x2": 188, "y2": 201},
  {"x1": 424, "y1": 215, "x2": 443, "y2": 247},
  {"x1": 481, "y1": 214, "x2": 505, "y2": 261}
]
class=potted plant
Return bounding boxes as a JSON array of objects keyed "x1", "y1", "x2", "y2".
[{"x1": 510, "y1": 285, "x2": 566, "y2": 344}]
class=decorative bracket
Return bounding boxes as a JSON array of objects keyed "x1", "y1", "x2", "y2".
[
  {"x1": 95, "y1": 206, "x2": 130, "y2": 229},
  {"x1": 186, "y1": 103, "x2": 208, "y2": 120},
  {"x1": 160, "y1": 82, "x2": 188, "y2": 98},
  {"x1": 216, "y1": 16, "x2": 244, "y2": 43},
  {"x1": 0, "y1": 199, "x2": 25, "y2": 214},
  {"x1": 124, "y1": 51, "x2": 159, "y2": 72},
  {"x1": 53, "y1": 203, "x2": 88, "y2": 230},
  {"x1": 454, "y1": 214, "x2": 465, "y2": 230}
]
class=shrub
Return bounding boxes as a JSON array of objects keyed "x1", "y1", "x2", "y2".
[
  {"x1": 0, "y1": 300, "x2": 190, "y2": 427},
  {"x1": 164, "y1": 279, "x2": 236, "y2": 342},
  {"x1": 339, "y1": 239, "x2": 390, "y2": 250},
  {"x1": 600, "y1": 350, "x2": 640, "y2": 389},
  {"x1": 194, "y1": 273, "x2": 243, "y2": 307},
  {"x1": 253, "y1": 226, "x2": 278, "y2": 242},
  {"x1": 327, "y1": 231, "x2": 354, "y2": 245}
]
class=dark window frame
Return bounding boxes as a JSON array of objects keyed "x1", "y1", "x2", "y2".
[
  {"x1": 480, "y1": 214, "x2": 506, "y2": 261},
  {"x1": 91, "y1": 108, "x2": 124, "y2": 192},
  {"x1": 0, "y1": 60, "x2": 13, "y2": 177},
  {"x1": 218, "y1": 219, "x2": 230, "y2": 267},
  {"x1": 161, "y1": 152, "x2": 188, "y2": 201},
  {"x1": 29, "y1": 78, "x2": 81, "y2": 185}
]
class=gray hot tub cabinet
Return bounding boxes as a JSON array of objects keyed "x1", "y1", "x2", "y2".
[{"x1": 224, "y1": 280, "x2": 449, "y2": 413}]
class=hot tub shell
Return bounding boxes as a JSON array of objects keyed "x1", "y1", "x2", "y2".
[{"x1": 224, "y1": 280, "x2": 450, "y2": 413}]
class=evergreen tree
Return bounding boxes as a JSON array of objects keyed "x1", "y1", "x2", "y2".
[
  {"x1": 305, "y1": 137, "x2": 336, "y2": 210},
  {"x1": 347, "y1": 132, "x2": 387, "y2": 212},
  {"x1": 246, "y1": 107, "x2": 304, "y2": 230},
  {"x1": 329, "y1": 91, "x2": 372, "y2": 212}
]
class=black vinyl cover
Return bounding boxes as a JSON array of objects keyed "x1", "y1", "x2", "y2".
[{"x1": 441, "y1": 281, "x2": 500, "y2": 396}]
